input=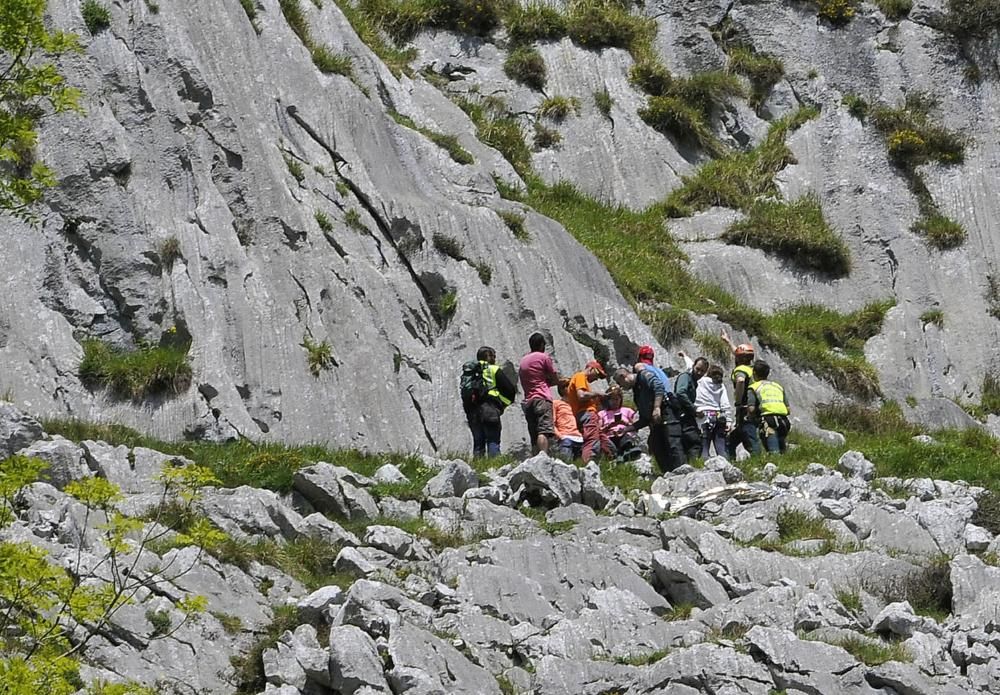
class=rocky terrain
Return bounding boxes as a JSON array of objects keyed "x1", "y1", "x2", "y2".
[
  {"x1": 5, "y1": 402, "x2": 1000, "y2": 694},
  {"x1": 0, "y1": 0, "x2": 996, "y2": 452}
]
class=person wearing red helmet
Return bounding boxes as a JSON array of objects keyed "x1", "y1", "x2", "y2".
[{"x1": 720, "y1": 330, "x2": 762, "y2": 458}]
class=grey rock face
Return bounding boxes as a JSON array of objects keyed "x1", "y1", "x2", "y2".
[
  {"x1": 17, "y1": 436, "x2": 90, "y2": 490},
  {"x1": 0, "y1": 404, "x2": 43, "y2": 459},
  {"x1": 423, "y1": 460, "x2": 479, "y2": 498},
  {"x1": 651, "y1": 550, "x2": 729, "y2": 609},
  {"x1": 196, "y1": 486, "x2": 303, "y2": 540},
  {"x1": 506, "y1": 454, "x2": 582, "y2": 508},
  {"x1": 328, "y1": 624, "x2": 390, "y2": 693},
  {"x1": 293, "y1": 463, "x2": 379, "y2": 520}
]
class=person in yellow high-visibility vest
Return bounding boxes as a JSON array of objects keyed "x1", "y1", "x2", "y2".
[
  {"x1": 467, "y1": 346, "x2": 517, "y2": 457},
  {"x1": 749, "y1": 361, "x2": 791, "y2": 454}
]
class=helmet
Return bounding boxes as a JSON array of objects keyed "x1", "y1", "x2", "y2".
[{"x1": 735, "y1": 343, "x2": 754, "y2": 356}]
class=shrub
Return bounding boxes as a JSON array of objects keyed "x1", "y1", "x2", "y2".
[
  {"x1": 815, "y1": 0, "x2": 857, "y2": 25},
  {"x1": 158, "y1": 236, "x2": 182, "y2": 271},
  {"x1": 871, "y1": 94, "x2": 965, "y2": 168},
  {"x1": 672, "y1": 71, "x2": 745, "y2": 118},
  {"x1": 942, "y1": 0, "x2": 1000, "y2": 38},
  {"x1": 981, "y1": 373, "x2": 1000, "y2": 417},
  {"x1": 82, "y1": 0, "x2": 112, "y2": 34},
  {"x1": 727, "y1": 45, "x2": 784, "y2": 108},
  {"x1": 806, "y1": 633, "x2": 910, "y2": 666},
  {"x1": 650, "y1": 308, "x2": 695, "y2": 346},
  {"x1": 434, "y1": 290, "x2": 459, "y2": 324},
  {"x1": 629, "y1": 58, "x2": 673, "y2": 96},
  {"x1": 912, "y1": 214, "x2": 966, "y2": 250},
  {"x1": 662, "y1": 106, "x2": 818, "y2": 216},
  {"x1": 919, "y1": 308, "x2": 944, "y2": 327},
  {"x1": 475, "y1": 261, "x2": 493, "y2": 285},
  {"x1": 345, "y1": 208, "x2": 367, "y2": 232},
  {"x1": 311, "y1": 46, "x2": 353, "y2": 76},
  {"x1": 424, "y1": 0, "x2": 506, "y2": 36},
  {"x1": 565, "y1": 0, "x2": 655, "y2": 51},
  {"x1": 593, "y1": 88, "x2": 613, "y2": 119},
  {"x1": 972, "y1": 490, "x2": 1000, "y2": 535},
  {"x1": 240, "y1": 0, "x2": 258, "y2": 22},
  {"x1": 285, "y1": 156, "x2": 305, "y2": 183},
  {"x1": 300, "y1": 335, "x2": 334, "y2": 376},
  {"x1": 639, "y1": 95, "x2": 719, "y2": 153},
  {"x1": 455, "y1": 95, "x2": 532, "y2": 176},
  {"x1": 504, "y1": 1, "x2": 566, "y2": 43},
  {"x1": 721, "y1": 194, "x2": 851, "y2": 277},
  {"x1": 331, "y1": 0, "x2": 416, "y2": 76},
  {"x1": 842, "y1": 93, "x2": 869, "y2": 121},
  {"x1": 498, "y1": 210, "x2": 530, "y2": 241},
  {"x1": 504, "y1": 46, "x2": 546, "y2": 90},
  {"x1": 538, "y1": 95, "x2": 581, "y2": 122},
  {"x1": 533, "y1": 122, "x2": 561, "y2": 149},
  {"x1": 315, "y1": 210, "x2": 333, "y2": 233},
  {"x1": 876, "y1": 0, "x2": 912, "y2": 19},
  {"x1": 79, "y1": 338, "x2": 193, "y2": 401},
  {"x1": 695, "y1": 331, "x2": 731, "y2": 365},
  {"x1": 432, "y1": 232, "x2": 465, "y2": 260},
  {"x1": 279, "y1": 0, "x2": 310, "y2": 44}
]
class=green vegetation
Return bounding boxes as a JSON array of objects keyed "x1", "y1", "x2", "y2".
[
  {"x1": 663, "y1": 107, "x2": 818, "y2": 217},
  {"x1": 315, "y1": 210, "x2": 334, "y2": 233},
  {"x1": 311, "y1": 46, "x2": 354, "y2": 76},
  {"x1": 82, "y1": 0, "x2": 112, "y2": 33},
  {"x1": 434, "y1": 290, "x2": 459, "y2": 324},
  {"x1": 211, "y1": 611, "x2": 243, "y2": 635},
  {"x1": 285, "y1": 156, "x2": 305, "y2": 183},
  {"x1": 504, "y1": 46, "x2": 547, "y2": 90},
  {"x1": 0, "y1": 0, "x2": 81, "y2": 222},
  {"x1": 638, "y1": 72, "x2": 744, "y2": 155},
  {"x1": 615, "y1": 647, "x2": 670, "y2": 666},
  {"x1": 300, "y1": 335, "x2": 334, "y2": 376},
  {"x1": 498, "y1": 210, "x2": 530, "y2": 241},
  {"x1": 79, "y1": 338, "x2": 192, "y2": 401},
  {"x1": 836, "y1": 589, "x2": 862, "y2": 613},
  {"x1": 919, "y1": 308, "x2": 943, "y2": 327},
  {"x1": 912, "y1": 214, "x2": 966, "y2": 250},
  {"x1": 504, "y1": 1, "x2": 566, "y2": 43},
  {"x1": 942, "y1": 0, "x2": 1000, "y2": 38},
  {"x1": 512, "y1": 173, "x2": 886, "y2": 399},
  {"x1": 432, "y1": 232, "x2": 465, "y2": 260},
  {"x1": 629, "y1": 58, "x2": 672, "y2": 96},
  {"x1": 695, "y1": 331, "x2": 731, "y2": 365},
  {"x1": 331, "y1": 0, "x2": 416, "y2": 76},
  {"x1": 722, "y1": 195, "x2": 851, "y2": 277},
  {"x1": 651, "y1": 307, "x2": 695, "y2": 346},
  {"x1": 389, "y1": 110, "x2": 474, "y2": 165},
  {"x1": 538, "y1": 96, "x2": 581, "y2": 122},
  {"x1": 475, "y1": 261, "x2": 493, "y2": 285},
  {"x1": 662, "y1": 602, "x2": 694, "y2": 621},
  {"x1": 750, "y1": 506, "x2": 844, "y2": 555},
  {"x1": 797, "y1": 0, "x2": 858, "y2": 25},
  {"x1": 0, "y1": 455, "x2": 219, "y2": 694},
  {"x1": 875, "y1": 0, "x2": 912, "y2": 19},
  {"x1": 871, "y1": 94, "x2": 967, "y2": 250},
  {"x1": 564, "y1": 0, "x2": 655, "y2": 51},
  {"x1": 982, "y1": 373, "x2": 1000, "y2": 418},
  {"x1": 158, "y1": 236, "x2": 182, "y2": 271},
  {"x1": 804, "y1": 632, "x2": 910, "y2": 665},
  {"x1": 842, "y1": 93, "x2": 869, "y2": 121},
  {"x1": 345, "y1": 208, "x2": 367, "y2": 232},
  {"x1": 727, "y1": 44, "x2": 784, "y2": 109},
  {"x1": 454, "y1": 94, "x2": 531, "y2": 176},
  {"x1": 972, "y1": 490, "x2": 1000, "y2": 535},
  {"x1": 232, "y1": 604, "x2": 303, "y2": 692},
  {"x1": 239, "y1": 0, "x2": 262, "y2": 33},
  {"x1": 593, "y1": 88, "x2": 613, "y2": 119},
  {"x1": 533, "y1": 122, "x2": 561, "y2": 150}
]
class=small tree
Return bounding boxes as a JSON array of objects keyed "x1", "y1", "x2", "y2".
[
  {"x1": 0, "y1": 0, "x2": 81, "y2": 221},
  {"x1": 0, "y1": 454, "x2": 223, "y2": 692}
]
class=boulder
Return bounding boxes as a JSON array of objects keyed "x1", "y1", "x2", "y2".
[
  {"x1": 0, "y1": 404, "x2": 43, "y2": 459},
  {"x1": 837, "y1": 451, "x2": 876, "y2": 481},
  {"x1": 292, "y1": 463, "x2": 379, "y2": 520},
  {"x1": 423, "y1": 460, "x2": 479, "y2": 498},
  {"x1": 506, "y1": 454, "x2": 582, "y2": 508},
  {"x1": 328, "y1": 625, "x2": 390, "y2": 693},
  {"x1": 651, "y1": 550, "x2": 729, "y2": 609},
  {"x1": 17, "y1": 436, "x2": 90, "y2": 490}
]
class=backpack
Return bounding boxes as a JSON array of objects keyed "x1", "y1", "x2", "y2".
[{"x1": 460, "y1": 360, "x2": 489, "y2": 410}]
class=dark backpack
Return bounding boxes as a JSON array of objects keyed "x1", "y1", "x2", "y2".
[{"x1": 460, "y1": 360, "x2": 489, "y2": 410}]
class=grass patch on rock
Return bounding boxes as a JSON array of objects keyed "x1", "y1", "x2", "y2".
[
  {"x1": 726, "y1": 44, "x2": 784, "y2": 108},
  {"x1": 803, "y1": 632, "x2": 911, "y2": 665},
  {"x1": 721, "y1": 194, "x2": 851, "y2": 277},
  {"x1": 79, "y1": 339, "x2": 192, "y2": 401}
]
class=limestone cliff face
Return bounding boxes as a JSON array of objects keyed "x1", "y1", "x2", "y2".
[{"x1": 0, "y1": 0, "x2": 996, "y2": 450}]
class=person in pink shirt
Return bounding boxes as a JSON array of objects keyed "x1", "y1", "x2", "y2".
[
  {"x1": 518, "y1": 332, "x2": 565, "y2": 454},
  {"x1": 599, "y1": 386, "x2": 640, "y2": 460}
]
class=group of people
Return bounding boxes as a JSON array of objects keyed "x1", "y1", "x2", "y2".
[{"x1": 463, "y1": 331, "x2": 791, "y2": 474}]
